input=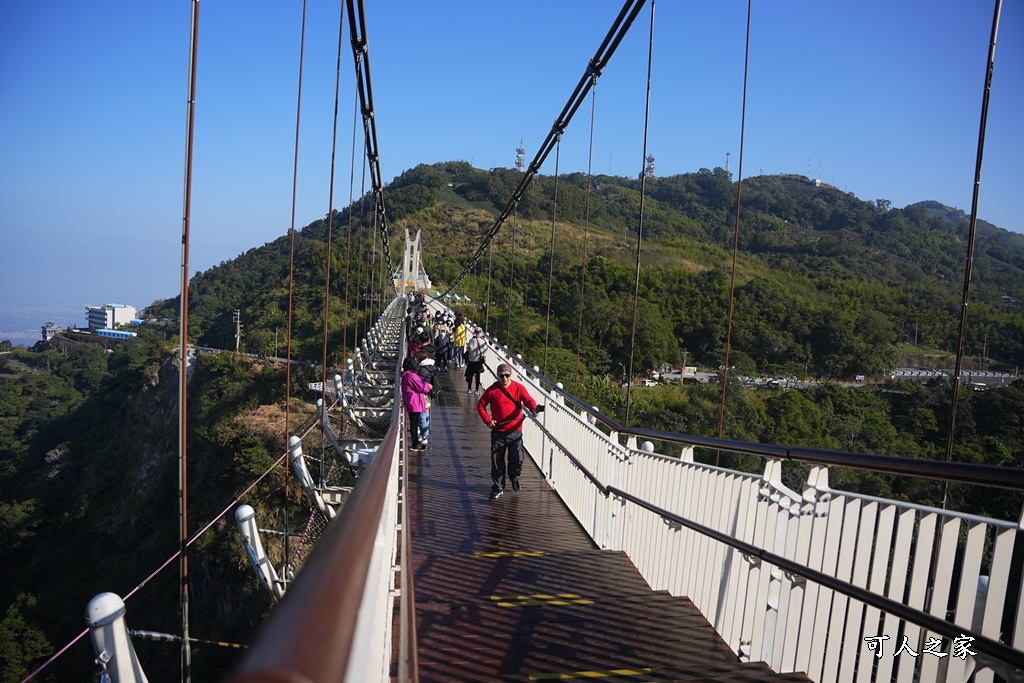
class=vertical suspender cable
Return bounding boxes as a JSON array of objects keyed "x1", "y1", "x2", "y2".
[
  {"x1": 344, "y1": 61, "x2": 361, "y2": 359},
  {"x1": 942, "y1": 0, "x2": 1002, "y2": 505},
  {"x1": 717, "y1": 0, "x2": 753, "y2": 461},
  {"x1": 177, "y1": 3, "x2": 200, "y2": 679},
  {"x1": 521, "y1": 170, "x2": 532, "y2": 355},
  {"x1": 506, "y1": 212, "x2": 517, "y2": 347},
  {"x1": 575, "y1": 83, "x2": 598, "y2": 394},
  {"x1": 543, "y1": 136, "x2": 562, "y2": 374},
  {"x1": 354, "y1": 150, "x2": 368, "y2": 350},
  {"x1": 321, "y1": 0, "x2": 346, "y2": 484},
  {"x1": 283, "y1": 0, "x2": 309, "y2": 580},
  {"x1": 485, "y1": 240, "x2": 494, "y2": 334},
  {"x1": 521, "y1": 224, "x2": 531, "y2": 357},
  {"x1": 624, "y1": 0, "x2": 655, "y2": 427}
]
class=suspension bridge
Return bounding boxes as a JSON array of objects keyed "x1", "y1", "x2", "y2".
[{"x1": 21, "y1": 0, "x2": 1024, "y2": 681}]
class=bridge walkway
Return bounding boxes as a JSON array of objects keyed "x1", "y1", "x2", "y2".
[{"x1": 402, "y1": 369, "x2": 811, "y2": 682}]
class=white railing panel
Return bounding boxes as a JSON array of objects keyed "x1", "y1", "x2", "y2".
[
  {"x1": 897, "y1": 513, "x2": 937, "y2": 683},
  {"x1": 823, "y1": 497, "x2": 862, "y2": 677},
  {"x1": 837, "y1": 500, "x2": 878, "y2": 683},
  {"x1": 976, "y1": 527, "x2": 1017, "y2": 683},
  {"x1": 918, "y1": 516, "x2": 962, "y2": 683},
  {"x1": 806, "y1": 492, "x2": 848, "y2": 680},
  {"x1": 793, "y1": 477, "x2": 833, "y2": 675},
  {"x1": 855, "y1": 503, "x2": 897, "y2": 683},
  {"x1": 874, "y1": 507, "x2": 916, "y2": 683},
  {"x1": 946, "y1": 521, "x2": 986, "y2": 683}
]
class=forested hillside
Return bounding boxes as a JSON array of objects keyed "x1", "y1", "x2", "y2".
[
  {"x1": 150, "y1": 161, "x2": 1024, "y2": 379},
  {"x1": 3, "y1": 161, "x2": 1023, "y2": 680}
]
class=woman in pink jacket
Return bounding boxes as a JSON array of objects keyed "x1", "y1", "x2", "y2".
[{"x1": 401, "y1": 356, "x2": 432, "y2": 451}]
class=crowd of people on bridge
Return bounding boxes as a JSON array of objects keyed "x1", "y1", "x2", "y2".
[{"x1": 399, "y1": 293, "x2": 542, "y2": 498}]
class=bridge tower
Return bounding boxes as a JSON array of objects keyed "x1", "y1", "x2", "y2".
[{"x1": 397, "y1": 228, "x2": 431, "y2": 296}]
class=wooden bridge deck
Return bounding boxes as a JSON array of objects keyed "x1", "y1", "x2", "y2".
[{"x1": 402, "y1": 371, "x2": 811, "y2": 682}]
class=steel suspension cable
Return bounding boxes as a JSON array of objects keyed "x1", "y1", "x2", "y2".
[
  {"x1": 716, "y1": 0, "x2": 752, "y2": 462},
  {"x1": 942, "y1": 0, "x2": 1003, "y2": 506},
  {"x1": 321, "y1": 0, "x2": 346, "y2": 486},
  {"x1": 543, "y1": 135, "x2": 562, "y2": 374},
  {"x1": 441, "y1": 0, "x2": 648, "y2": 298},
  {"x1": 283, "y1": 0, "x2": 310, "y2": 584},
  {"x1": 575, "y1": 82, "x2": 598, "y2": 394},
  {"x1": 623, "y1": 0, "x2": 655, "y2": 427},
  {"x1": 176, "y1": 2, "x2": 200, "y2": 679},
  {"x1": 345, "y1": 0, "x2": 394, "y2": 297}
]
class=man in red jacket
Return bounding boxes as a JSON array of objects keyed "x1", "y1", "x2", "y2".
[{"x1": 477, "y1": 363, "x2": 541, "y2": 499}]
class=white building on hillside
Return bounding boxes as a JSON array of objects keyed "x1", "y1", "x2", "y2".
[{"x1": 86, "y1": 303, "x2": 137, "y2": 331}]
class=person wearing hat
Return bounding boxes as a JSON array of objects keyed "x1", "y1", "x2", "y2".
[
  {"x1": 464, "y1": 327, "x2": 487, "y2": 394},
  {"x1": 477, "y1": 363, "x2": 542, "y2": 499}
]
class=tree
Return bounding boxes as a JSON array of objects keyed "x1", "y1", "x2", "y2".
[{"x1": 0, "y1": 594, "x2": 52, "y2": 683}]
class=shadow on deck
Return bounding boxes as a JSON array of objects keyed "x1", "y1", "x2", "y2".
[{"x1": 403, "y1": 371, "x2": 811, "y2": 682}]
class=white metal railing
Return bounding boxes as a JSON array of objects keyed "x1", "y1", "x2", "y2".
[{"x1": 478, "y1": 337, "x2": 1024, "y2": 683}]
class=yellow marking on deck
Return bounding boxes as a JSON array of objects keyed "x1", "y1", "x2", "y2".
[
  {"x1": 489, "y1": 593, "x2": 595, "y2": 607},
  {"x1": 490, "y1": 593, "x2": 584, "y2": 601},
  {"x1": 473, "y1": 550, "x2": 548, "y2": 558},
  {"x1": 529, "y1": 667, "x2": 654, "y2": 680}
]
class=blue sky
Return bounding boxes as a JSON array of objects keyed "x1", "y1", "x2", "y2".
[{"x1": 1, "y1": 0, "x2": 1021, "y2": 336}]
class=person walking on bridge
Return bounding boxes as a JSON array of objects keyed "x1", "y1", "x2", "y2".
[
  {"x1": 477, "y1": 363, "x2": 542, "y2": 499},
  {"x1": 401, "y1": 357, "x2": 432, "y2": 451},
  {"x1": 464, "y1": 327, "x2": 487, "y2": 394}
]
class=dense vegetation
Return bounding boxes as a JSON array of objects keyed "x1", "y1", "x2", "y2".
[
  {"x1": 2, "y1": 161, "x2": 1024, "y2": 680},
  {"x1": 152, "y1": 162, "x2": 1023, "y2": 380}
]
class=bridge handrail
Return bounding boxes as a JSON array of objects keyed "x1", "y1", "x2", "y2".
[
  {"x1": 508, "y1": 354, "x2": 1024, "y2": 492},
  {"x1": 531, "y1": 413, "x2": 1024, "y2": 673},
  {"x1": 226, "y1": 297, "x2": 412, "y2": 683},
  {"x1": 477, "y1": 337, "x2": 1024, "y2": 682}
]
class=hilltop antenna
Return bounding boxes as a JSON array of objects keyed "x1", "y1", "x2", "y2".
[
  {"x1": 643, "y1": 154, "x2": 655, "y2": 178},
  {"x1": 515, "y1": 140, "x2": 525, "y2": 172},
  {"x1": 726, "y1": 150, "x2": 730, "y2": 173}
]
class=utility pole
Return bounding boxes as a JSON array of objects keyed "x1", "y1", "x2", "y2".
[{"x1": 233, "y1": 309, "x2": 242, "y2": 354}]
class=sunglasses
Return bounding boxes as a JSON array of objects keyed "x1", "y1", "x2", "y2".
[{"x1": 499, "y1": 373, "x2": 511, "y2": 378}]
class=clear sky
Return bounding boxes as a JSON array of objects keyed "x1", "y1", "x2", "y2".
[{"x1": 2, "y1": 0, "x2": 1021, "y2": 334}]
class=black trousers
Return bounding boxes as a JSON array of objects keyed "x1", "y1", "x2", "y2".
[
  {"x1": 490, "y1": 429, "x2": 523, "y2": 492},
  {"x1": 465, "y1": 360, "x2": 484, "y2": 389},
  {"x1": 408, "y1": 411, "x2": 422, "y2": 448}
]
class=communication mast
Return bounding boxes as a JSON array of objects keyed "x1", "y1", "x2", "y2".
[
  {"x1": 515, "y1": 140, "x2": 525, "y2": 172},
  {"x1": 643, "y1": 154, "x2": 655, "y2": 178},
  {"x1": 726, "y1": 150, "x2": 730, "y2": 174}
]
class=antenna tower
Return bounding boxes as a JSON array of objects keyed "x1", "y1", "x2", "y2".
[
  {"x1": 726, "y1": 150, "x2": 731, "y2": 173},
  {"x1": 643, "y1": 154, "x2": 655, "y2": 178},
  {"x1": 515, "y1": 140, "x2": 525, "y2": 172}
]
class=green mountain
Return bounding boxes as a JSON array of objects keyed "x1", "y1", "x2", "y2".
[{"x1": 149, "y1": 162, "x2": 1024, "y2": 378}]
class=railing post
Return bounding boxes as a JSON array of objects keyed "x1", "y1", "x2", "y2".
[{"x1": 86, "y1": 593, "x2": 150, "y2": 683}]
